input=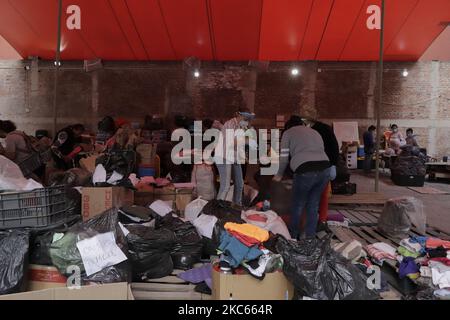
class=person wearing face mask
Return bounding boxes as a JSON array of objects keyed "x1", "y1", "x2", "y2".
[
  {"x1": 405, "y1": 128, "x2": 419, "y2": 147},
  {"x1": 388, "y1": 124, "x2": 406, "y2": 155},
  {"x1": 214, "y1": 107, "x2": 255, "y2": 206}
]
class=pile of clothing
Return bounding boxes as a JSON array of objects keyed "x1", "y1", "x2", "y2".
[
  {"x1": 364, "y1": 236, "x2": 450, "y2": 300},
  {"x1": 218, "y1": 222, "x2": 282, "y2": 280},
  {"x1": 390, "y1": 145, "x2": 426, "y2": 176}
]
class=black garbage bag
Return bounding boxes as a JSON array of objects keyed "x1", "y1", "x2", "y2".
[
  {"x1": 119, "y1": 205, "x2": 154, "y2": 225},
  {"x1": 159, "y1": 215, "x2": 203, "y2": 270},
  {"x1": 125, "y1": 224, "x2": 175, "y2": 280},
  {"x1": 65, "y1": 187, "x2": 82, "y2": 217},
  {"x1": 202, "y1": 223, "x2": 225, "y2": 257},
  {"x1": 169, "y1": 165, "x2": 192, "y2": 183},
  {"x1": 48, "y1": 168, "x2": 92, "y2": 188},
  {"x1": 49, "y1": 208, "x2": 131, "y2": 284},
  {"x1": 0, "y1": 230, "x2": 29, "y2": 295},
  {"x1": 95, "y1": 149, "x2": 136, "y2": 188},
  {"x1": 276, "y1": 235, "x2": 379, "y2": 300},
  {"x1": 30, "y1": 223, "x2": 74, "y2": 266},
  {"x1": 201, "y1": 200, "x2": 245, "y2": 224}
]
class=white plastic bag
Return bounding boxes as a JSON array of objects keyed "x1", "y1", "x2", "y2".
[
  {"x1": 184, "y1": 197, "x2": 208, "y2": 222},
  {"x1": 0, "y1": 156, "x2": 43, "y2": 191},
  {"x1": 378, "y1": 196, "x2": 426, "y2": 237},
  {"x1": 242, "y1": 209, "x2": 291, "y2": 240},
  {"x1": 193, "y1": 214, "x2": 218, "y2": 239}
]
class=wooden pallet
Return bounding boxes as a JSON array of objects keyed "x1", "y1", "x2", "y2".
[
  {"x1": 328, "y1": 209, "x2": 450, "y2": 297},
  {"x1": 131, "y1": 268, "x2": 212, "y2": 300},
  {"x1": 333, "y1": 209, "x2": 450, "y2": 244},
  {"x1": 329, "y1": 193, "x2": 387, "y2": 205}
]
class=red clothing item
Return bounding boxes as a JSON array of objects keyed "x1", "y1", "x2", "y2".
[
  {"x1": 426, "y1": 238, "x2": 450, "y2": 250},
  {"x1": 319, "y1": 183, "x2": 331, "y2": 223},
  {"x1": 430, "y1": 258, "x2": 450, "y2": 266},
  {"x1": 228, "y1": 230, "x2": 260, "y2": 247}
]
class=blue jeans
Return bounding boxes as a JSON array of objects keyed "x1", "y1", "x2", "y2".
[
  {"x1": 291, "y1": 167, "x2": 331, "y2": 238},
  {"x1": 216, "y1": 163, "x2": 243, "y2": 205}
]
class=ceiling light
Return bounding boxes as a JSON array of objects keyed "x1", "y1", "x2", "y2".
[
  {"x1": 291, "y1": 68, "x2": 299, "y2": 76},
  {"x1": 402, "y1": 69, "x2": 408, "y2": 77},
  {"x1": 194, "y1": 70, "x2": 200, "y2": 78}
]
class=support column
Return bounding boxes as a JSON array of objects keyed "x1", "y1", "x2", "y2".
[
  {"x1": 427, "y1": 61, "x2": 440, "y2": 158},
  {"x1": 240, "y1": 69, "x2": 257, "y2": 113},
  {"x1": 367, "y1": 61, "x2": 377, "y2": 119},
  {"x1": 91, "y1": 70, "x2": 99, "y2": 132}
]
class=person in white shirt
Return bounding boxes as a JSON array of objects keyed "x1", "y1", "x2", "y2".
[{"x1": 214, "y1": 108, "x2": 255, "y2": 205}]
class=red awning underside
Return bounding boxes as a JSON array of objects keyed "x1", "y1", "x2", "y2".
[{"x1": 0, "y1": 0, "x2": 449, "y2": 61}]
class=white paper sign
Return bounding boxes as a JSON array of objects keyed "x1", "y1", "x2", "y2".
[
  {"x1": 149, "y1": 200, "x2": 173, "y2": 217},
  {"x1": 76, "y1": 232, "x2": 127, "y2": 276}
]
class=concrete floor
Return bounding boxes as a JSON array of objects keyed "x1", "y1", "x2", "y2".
[{"x1": 350, "y1": 170, "x2": 450, "y2": 233}]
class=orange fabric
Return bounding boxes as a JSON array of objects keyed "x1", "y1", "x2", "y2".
[
  {"x1": 426, "y1": 238, "x2": 450, "y2": 249},
  {"x1": 224, "y1": 222, "x2": 269, "y2": 242}
]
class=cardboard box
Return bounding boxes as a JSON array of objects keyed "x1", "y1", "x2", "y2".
[
  {"x1": 212, "y1": 267, "x2": 294, "y2": 300},
  {"x1": 27, "y1": 265, "x2": 67, "y2": 292},
  {"x1": 136, "y1": 143, "x2": 157, "y2": 165},
  {"x1": 82, "y1": 187, "x2": 134, "y2": 221},
  {"x1": 0, "y1": 282, "x2": 134, "y2": 300},
  {"x1": 79, "y1": 154, "x2": 100, "y2": 173},
  {"x1": 135, "y1": 186, "x2": 193, "y2": 213}
]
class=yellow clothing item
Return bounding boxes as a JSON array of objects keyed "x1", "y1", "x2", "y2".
[{"x1": 224, "y1": 222, "x2": 269, "y2": 242}]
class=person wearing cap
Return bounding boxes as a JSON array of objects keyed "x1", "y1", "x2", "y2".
[
  {"x1": 214, "y1": 107, "x2": 255, "y2": 206},
  {"x1": 51, "y1": 124, "x2": 86, "y2": 170},
  {"x1": 273, "y1": 118, "x2": 331, "y2": 239}
]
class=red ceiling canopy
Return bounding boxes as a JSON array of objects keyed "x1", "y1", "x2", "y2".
[{"x1": 0, "y1": 0, "x2": 448, "y2": 61}]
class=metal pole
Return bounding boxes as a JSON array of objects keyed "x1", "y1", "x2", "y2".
[
  {"x1": 374, "y1": 0, "x2": 385, "y2": 192},
  {"x1": 53, "y1": 0, "x2": 63, "y2": 137}
]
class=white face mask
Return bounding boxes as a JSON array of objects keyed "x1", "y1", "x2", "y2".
[{"x1": 239, "y1": 120, "x2": 249, "y2": 128}]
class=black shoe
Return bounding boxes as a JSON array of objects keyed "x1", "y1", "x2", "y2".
[{"x1": 317, "y1": 222, "x2": 331, "y2": 233}]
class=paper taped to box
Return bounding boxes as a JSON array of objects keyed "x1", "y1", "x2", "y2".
[{"x1": 76, "y1": 232, "x2": 127, "y2": 276}]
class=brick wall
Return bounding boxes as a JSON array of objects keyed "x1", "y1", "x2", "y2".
[{"x1": 0, "y1": 60, "x2": 449, "y2": 158}]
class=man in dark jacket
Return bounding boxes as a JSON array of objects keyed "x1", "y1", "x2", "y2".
[{"x1": 363, "y1": 125, "x2": 376, "y2": 173}]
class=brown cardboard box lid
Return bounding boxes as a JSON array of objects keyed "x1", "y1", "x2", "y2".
[{"x1": 0, "y1": 282, "x2": 134, "y2": 300}]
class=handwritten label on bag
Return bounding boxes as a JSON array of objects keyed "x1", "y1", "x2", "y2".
[{"x1": 76, "y1": 232, "x2": 127, "y2": 276}]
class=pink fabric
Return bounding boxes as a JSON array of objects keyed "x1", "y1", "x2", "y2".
[
  {"x1": 366, "y1": 244, "x2": 397, "y2": 262},
  {"x1": 246, "y1": 214, "x2": 268, "y2": 223}
]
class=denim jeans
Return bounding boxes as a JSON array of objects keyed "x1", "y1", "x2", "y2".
[
  {"x1": 216, "y1": 163, "x2": 244, "y2": 205},
  {"x1": 291, "y1": 167, "x2": 331, "y2": 238}
]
